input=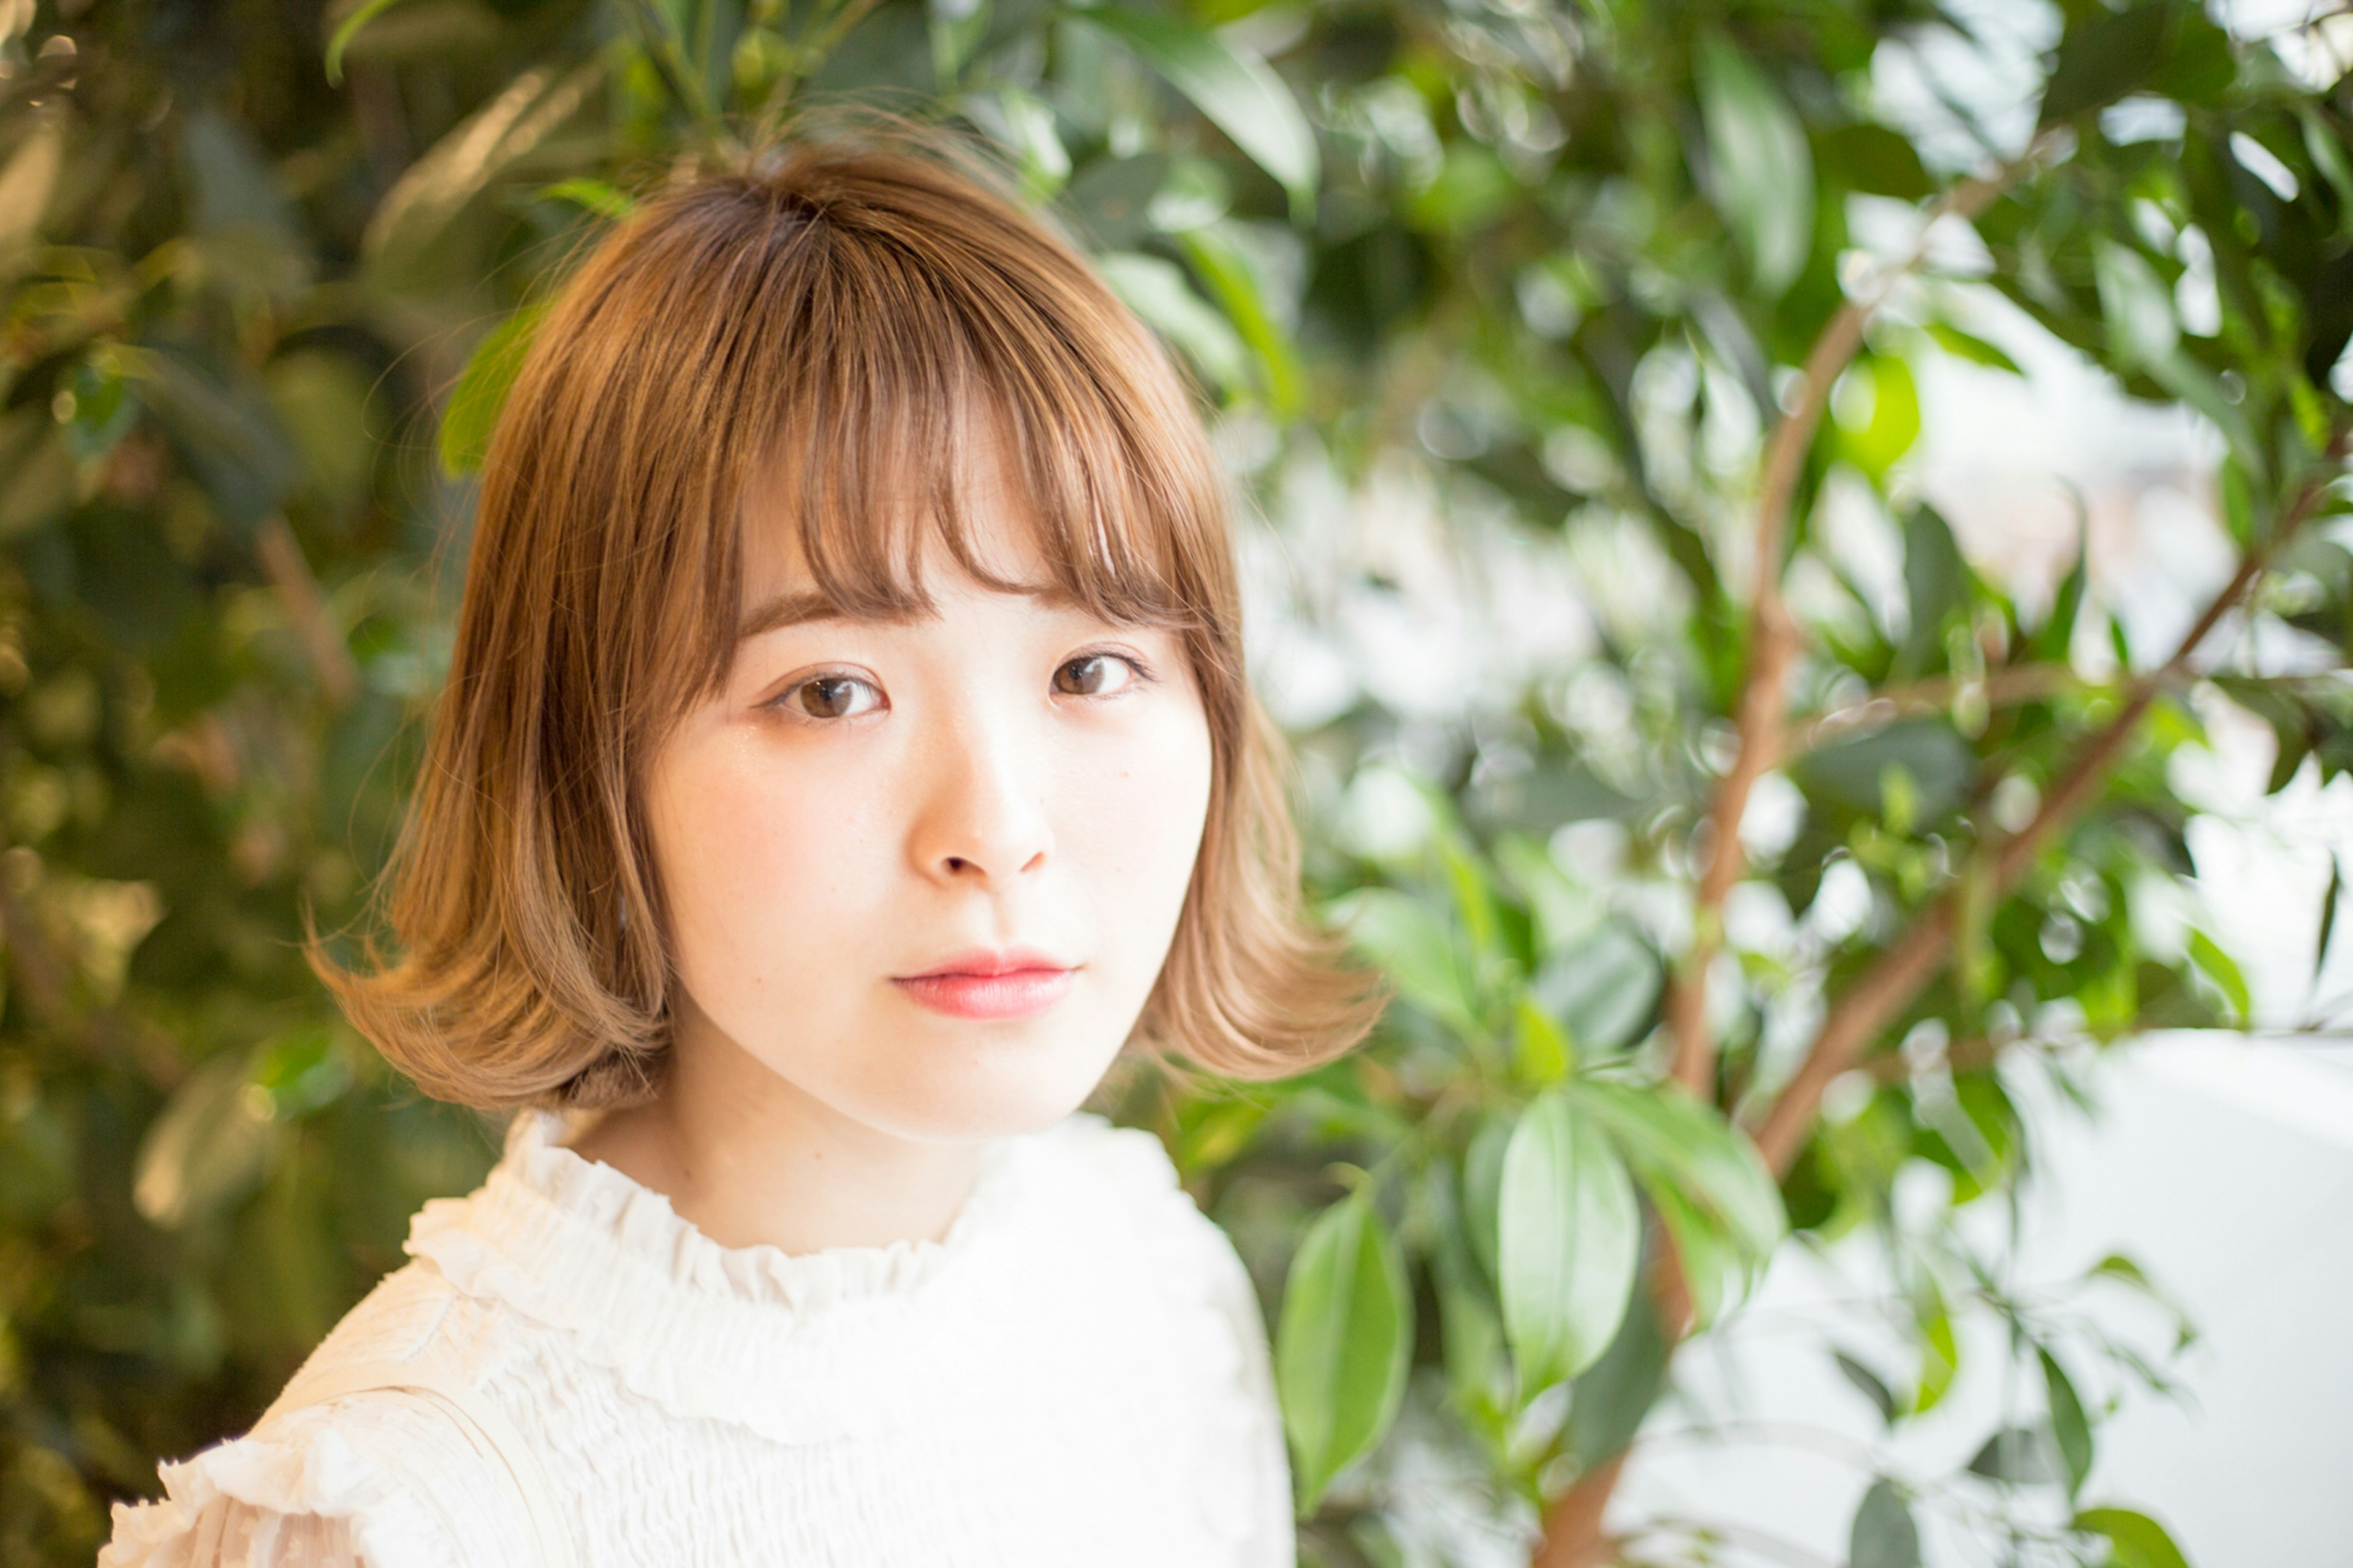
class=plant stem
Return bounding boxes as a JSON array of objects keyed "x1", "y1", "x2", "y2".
[
  {"x1": 1665, "y1": 139, "x2": 2056, "y2": 1099},
  {"x1": 1751, "y1": 434, "x2": 2349, "y2": 1174}
]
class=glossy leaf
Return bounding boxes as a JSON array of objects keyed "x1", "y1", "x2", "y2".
[
  {"x1": 132, "y1": 1054, "x2": 282, "y2": 1230},
  {"x1": 1969, "y1": 1424, "x2": 2069, "y2": 1486},
  {"x1": 324, "y1": 0, "x2": 415, "y2": 83},
  {"x1": 1498, "y1": 1091, "x2": 1640, "y2": 1394},
  {"x1": 1531, "y1": 925, "x2": 1661, "y2": 1055},
  {"x1": 1077, "y1": 9, "x2": 1318, "y2": 221},
  {"x1": 2039, "y1": 1, "x2": 2182, "y2": 125},
  {"x1": 2042, "y1": 1348, "x2": 2094, "y2": 1495},
  {"x1": 1275, "y1": 1192, "x2": 1412, "y2": 1512},
  {"x1": 440, "y1": 304, "x2": 547, "y2": 477},
  {"x1": 2186, "y1": 930, "x2": 2251, "y2": 1021},
  {"x1": 1695, "y1": 32, "x2": 1813, "y2": 298},
  {"x1": 1574, "y1": 1080, "x2": 1784, "y2": 1260},
  {"x1": 1914, "y1": 1303, "x2": 1958, "y2": 1414},
  {"x1": 1835, "y1": 1350, "x2": 1898, "y2": 1425},
  {"x1": 1849, "y1": 1479, "x2": 1920, "y2": 1568},
  {"x1": 1333, "y1": 885, "x2": 1481, "y2": 1039},
  {"x1": 2074, "y1": 1507, "x2": 2195, "y2": 1568},
  {"x1": 1099, "y1": 251, "x2": 1251, "y2": 395}
]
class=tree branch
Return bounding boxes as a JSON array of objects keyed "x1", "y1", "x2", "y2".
[
  {"x1": 1533, "y1": 1452, "x2": 1627, "y2": 1568},
  {"x1": 1751, "y1": 438, "x2": 2350, "y2": 1174},
  {"x1": 1787, "y1": 662, "x2": 2090, "y2": 757},
  {"x1": 256, "y1": 515, "x2": 359, "y2": 708},
  {"x1": 1666, "y1": 140, "x2": 2058, "y2": 1096}
]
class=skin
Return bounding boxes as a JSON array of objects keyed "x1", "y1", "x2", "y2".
[{"x1": 570, "y1": 439, "x2": 1214, "y2": 1256}]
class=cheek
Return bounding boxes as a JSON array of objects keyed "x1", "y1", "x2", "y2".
[
  {"x1": 1064, "y1": 705, "x2": 1215, "y2": 930},
  {"x1": 649, "y1": 734, "x2": 891, "y2": 996}
]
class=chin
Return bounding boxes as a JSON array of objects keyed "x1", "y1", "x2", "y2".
[{"x1": 840, "y1": 1028, "x2": 1125, "y2": 1145}]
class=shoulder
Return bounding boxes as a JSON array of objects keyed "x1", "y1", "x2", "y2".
[{"x1": 100, "y1": 1266, "x2": 545, "y2": 1568}]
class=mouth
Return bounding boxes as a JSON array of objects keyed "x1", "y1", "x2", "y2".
[{"x1": 890, "y1": 948, "x2": 1080, "y2": 1021}]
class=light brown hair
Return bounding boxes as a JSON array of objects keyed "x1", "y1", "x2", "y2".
[{"x1": 316, "y1": 131, "x2": 1385, "y2": 1109}]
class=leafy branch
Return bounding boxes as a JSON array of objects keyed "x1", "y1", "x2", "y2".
[
  {"x1": 1752, "y1": 428, "x2": 2351, "y2": 1173},
  {"x1": 1664, "y1": 132, "x2": 2064, "y2": 1097}
]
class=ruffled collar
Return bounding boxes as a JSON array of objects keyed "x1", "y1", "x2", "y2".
[{"x1": 402, "y1": 1109, "x2": 1053, "y2": 1443}]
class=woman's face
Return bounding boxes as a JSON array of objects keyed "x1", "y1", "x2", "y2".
[{"x1": 642, "y1": 449, "x2": 1214, "y2": 1145}]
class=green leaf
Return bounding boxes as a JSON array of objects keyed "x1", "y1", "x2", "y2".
[
  {"x1": 132, "y1": 1053, "x2": 283, "y2": 1230},
  {"x1": 1897, "y1": 501, "x2": 1968, "y2": 676},
  {"x1": 2042, "y1": 1348, "x2": 2094, "y2": 1495},
  {"x1": 439, "y1": 304, "x2": 547, "y2": 477},
  {"x1": 1817, "y1": 123, "x2": 1930, "y2": 201},
  {"x1": 2074, "y1": 1507, "x2": 2195, "y2": 1568},
  {"x1": 1098, "y1": 251, "x2": 1251, "y2": 396},
  {"x1": 1332, "y1": 886, "x2": 1481, "y2": 1039},
  {"x1": 1928, "y1": 322, "x2": 2025, "y2": 376},
  {"x1": 2316, "y1": 855, "x2": 2342, "y2": 981},
  {"x1": 1512, "y1": 992, "x2": 1572, "y2": 1086},
  {"x1": 1696, "y1": 31, "x2": 1814, "y2": 298},
  {"x1": 1275, "y1": 1192, "x2": 1413, "y2": 1512},
  {"x1": 324, "y1": 0, "x2": 415, "y2": 85},
  {"x1": 363, "y1": 62, "x2": 607, "y2": 271},
  {"x1": 1836, "y1": 355, "x2": 1921, "y2": 480},
  {"x1": 1175, "y1": 224, "x2": 1302, "y2": 412},
  {"x1": 1969, "y1": 1425, "x2": 2069, "y2": 1486},
  {"x1": 1531, "y1": 924, "x2": 1661, "y2": 1055},
  {"x1": 1563, "y1": 1293, "x2": 1669, "y2": 1468},
  {"x1": 1573, "y1": 1080, "x2": 1784, "y2": 1261},
  {"x1": 1914, "y1": 1303, "x2": 1958, "y2": 1414},
  {"x1": 1464, "y1": 1110, "x2": 1512, "y2": 1287},
  {"x1": 537, "y1": 178, "x2": 638, "y2": 221},
  {"x1": 1077, "y1": 9, "x2": 1319, "y2": 221},
  {"x1": 2031, "y1": 524, "x2": 2091, "y2": 665},
  {"x1": 2093, "y1": 240, "x2": 2180, "y2": 368},
  {"x1": 1850, "y1": 1479, "x2": 1921, "y2": 1568},
  {"x1": 1498, "y1": 1091, "x2": 1640, "y2": 1394},
  {"x1": 2186, "y1": 930, "x2": 2250, "y2": 1021},
  {"x1": 1835, "y1": 1350, "x2": 1898, "y2": 1425},
  {"x1": 2039, "y1": 0, "x2": 2180, "y2": 125},
  {"x1": 1645, "y1": 1174, "x2": 1740, "y2": 1327}
]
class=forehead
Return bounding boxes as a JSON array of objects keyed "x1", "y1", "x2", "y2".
[{"x1": 734, "y1": 408, "x2": 1073, "y2": 637}]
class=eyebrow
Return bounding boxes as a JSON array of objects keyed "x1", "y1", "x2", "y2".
[
  {"x1": 736, "y1": 589, "x2": 856, "y2": 642},
  {"x1": 735, "y1": 579, "x2": 1093, "y2": 641}
]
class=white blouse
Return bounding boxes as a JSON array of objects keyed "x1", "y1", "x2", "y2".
[{"x1": 100, "y1": 1110, "x2": 1296, "y2": 1568}]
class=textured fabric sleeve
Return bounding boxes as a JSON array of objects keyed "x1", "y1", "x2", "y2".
[
  {"x1": 97, "y1": 1392, "x2": 534, "y2": 1568},
  {"x1": 1202, "y1": 1230, "x2": 1299, "y2": 1568}
]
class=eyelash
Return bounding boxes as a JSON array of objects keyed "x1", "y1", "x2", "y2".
[{"x1": 765, "y1": 648, "x2": 1157, "y2": 722}]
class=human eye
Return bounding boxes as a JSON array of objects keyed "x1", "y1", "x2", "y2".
[
  {"x1": 771, "y1": 670, "x2": 885, "y2": 722},
  {"x1": 1051, "y1": 649, "x2": 1154, "y2": 699}
]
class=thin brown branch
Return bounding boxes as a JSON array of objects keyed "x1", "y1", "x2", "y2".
[
  {"x1": 1666, "y1": 138, "x2": 2058, "y2": 1096},
  {"x1": 1787, "y1": 662, "x2": 2091, "y2": 756},
  {"x1": 255, "y1": 515, "x2": 359, "y2": 708},
  {"x1": 1752, "y1": 437, "x2": 2350, "y2": 1174},
  {"x1": 1533, "y1": 1452, "x2": 1627, "y2": 1568}
]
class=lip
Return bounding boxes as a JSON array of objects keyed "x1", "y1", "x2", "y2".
[{"x1": 890, "y1": 948, "x2": 1079, "y2": 1021}]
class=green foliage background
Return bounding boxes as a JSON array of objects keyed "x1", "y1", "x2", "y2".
[{"x1": 3, "y1": 0, "x2": 2349, "y2": 1562}]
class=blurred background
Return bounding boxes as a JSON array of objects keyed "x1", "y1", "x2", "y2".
[{"x1": 3, "y1": 0, "x2": 2351, "y2": 1564}]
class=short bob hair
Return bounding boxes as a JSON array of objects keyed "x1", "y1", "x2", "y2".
[{"x1": 317, "y1": 131, "x2": 1385, "y2": 1110}]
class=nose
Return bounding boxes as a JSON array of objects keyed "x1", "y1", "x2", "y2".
[{"x1": 905, "y1": 702, "x2": 1055, "y2": 888}]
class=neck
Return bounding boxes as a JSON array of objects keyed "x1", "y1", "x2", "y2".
[{"x1": 568, "y1": 1005, "x2": 988, "y2": 1256}]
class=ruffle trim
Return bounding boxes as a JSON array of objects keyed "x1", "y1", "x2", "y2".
[
  {"x1": 99, "y1": 1411, "x2": 463, "y2": 1568},
  {"x1": 392, "y1": 1106, "x2": 1277, "y2": 1539},
  {"x1": 401, "y1": 1111, "x2": 1048, "y2": 1444}
]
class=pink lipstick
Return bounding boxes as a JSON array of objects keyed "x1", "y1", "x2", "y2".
[{"x1": 891, "y1": 948, "x2": 1078, "y2": 1021}]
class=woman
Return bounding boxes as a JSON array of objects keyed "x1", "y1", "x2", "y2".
[{"x1": 102, "y1": 131, "x2": 1382, "y2": 1568}]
